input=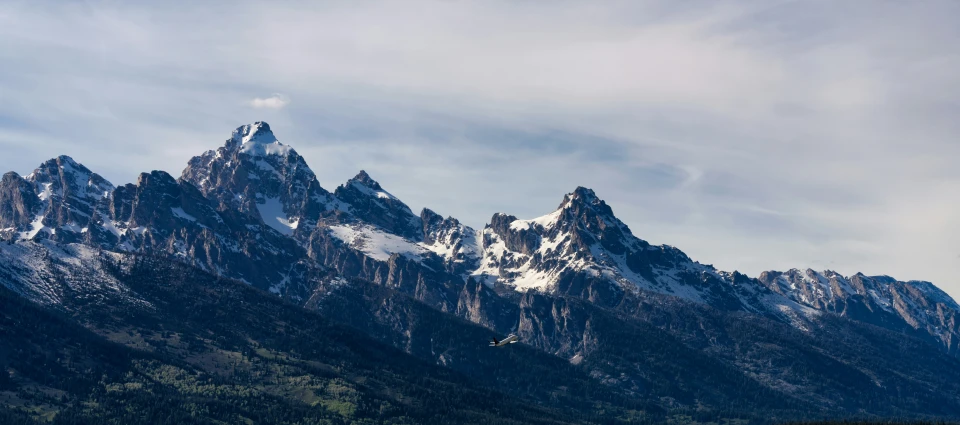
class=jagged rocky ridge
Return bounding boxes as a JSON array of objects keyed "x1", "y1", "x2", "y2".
[
  {"x1": 2, "y1": 121, "x2": 958, "y2": 351},
  {"x1": 758, "y1": 269, "x2": 960, "y2": 355},
  {"x1": 2, "y1": 122, "x2": 960, "y2": 419},
  {"x1": 0, "y1": 156, "x2": 113, "y2": 243}
]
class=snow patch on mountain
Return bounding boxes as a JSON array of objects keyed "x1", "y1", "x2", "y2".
[
  {"x1": 38, "y1": 182, "x2": 53, "y2": 201},
  {"x1": 240, "y1": 140, "x2": 294, "y2": 157},
  {"x1": 422, "y1": 227, "x2": 482, "y2": 262},
  {"x1": 256, "y1": 196, "x2": 298, "y2": 235},
  {"x1": 509, "y1": 209, "x2": 562, "y2": 231},
  {"x1": 327, "y1": 224, "x2": 426, "y2": 262},
  {"x1": 20, "y1": 213, "x2": 49, "y2": 240},
  {"x1": 349, "y1": 180, "x2": 402, "y2": 203},
  {"x1": 99, "y1": 213, "x2": 124, "y2": 238},
  {"x1": 504, "y1": 258, "x2": 570, "y2": 291},
  {"x1": 471, "y1": 223, "x2": 593, "y2": 291},
  {"x1": 171, "y1": 207, "x2": 198, "y2": 222}
]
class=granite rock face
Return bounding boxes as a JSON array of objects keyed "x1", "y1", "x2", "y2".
[{"x1": 0, "y1": 172, "x2": 40, "y2": 235}]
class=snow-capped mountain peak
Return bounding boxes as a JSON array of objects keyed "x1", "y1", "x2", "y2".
[
  {"x1": 346, "y1": 170, "x2": 403, "y2": 202},
  {"x1": 230, "y1": 121, "x2": 278, "y2": 145},
  {"x1": 473, "y1": 187, "x2": 775, "y2": 313},
  {"x1": 555, "y1": 186, "x2": 618, "y2": 220},
  {"x1": 25, "y1": 155, "x2": 115, "y2": 201},
  {"x1": 349, "y1": 170, "x2": 381, "y2": 189},
  {"x1": 476, "y1": 187, "x2": 644, "y2": 291},
  {"x1": 562, "y1": 186, "x2": 598, "y2": 205},
  {"x1": 0, "y1": 156, "x2": 115, "y2": 243},
  {"x1": 225, "y1": 121, "x2": 297, "y2": 158},
  {"x1": 181, "y1": 122, "x2": 341, "y2": 238},
  {"x1": 420, "y1": 208, "x2": 481, "y2": 272},
  {"x1": 333, "y1": 170, "x2": 421, "y2": 239}
]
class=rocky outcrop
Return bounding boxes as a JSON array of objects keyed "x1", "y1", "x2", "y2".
[
  {"x1": 420, "y1": 208, "x2": 481, "y2": 275},
  {"x1": 1, "y1": 156, "x2": 115, "y2": 243},
  {"x1": 0, "y1": 172, "x2": 40, "y2": 236},
  {"x1": 517, "y1": 292, "x2": 594, "y2": 357},
  {"x1": 455, "y1": 277, "x2": 518, "y2": 332},
  {"x1": 27, "y1": 156, "x2": 113, "y2": 228}
]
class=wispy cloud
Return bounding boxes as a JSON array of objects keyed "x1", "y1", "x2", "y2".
[
  {"x1": 0, "y1": 0, "x2": 958, "y2": 297},
  {"x1": 247, "y1": 94, "x2": 289, "y2": 109}
]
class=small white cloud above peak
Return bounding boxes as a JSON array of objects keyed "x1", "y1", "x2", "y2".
[{"x1": 247, "y1": 93, "x2": 289, "y2": 109}]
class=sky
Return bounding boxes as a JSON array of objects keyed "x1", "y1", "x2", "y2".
[{"x1": 1, "y1": 0, "x2": 958, "y2": 298}]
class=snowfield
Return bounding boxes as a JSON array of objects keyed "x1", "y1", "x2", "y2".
[{"x1": 327, "y1": 224, "x2": 427, "y2": 262}]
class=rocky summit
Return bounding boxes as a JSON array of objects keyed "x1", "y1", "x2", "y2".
[{"x1": 2, "y1": 122, "x2": 960, "y2": 424}]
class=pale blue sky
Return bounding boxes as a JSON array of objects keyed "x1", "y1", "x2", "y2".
[{"x1": 2, "y1": 0, "x2": 958, "y2": 298}]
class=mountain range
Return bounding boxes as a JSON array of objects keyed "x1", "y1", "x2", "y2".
[{"x1": 1, "y1": 121, "x2": 959, "y2": 424}]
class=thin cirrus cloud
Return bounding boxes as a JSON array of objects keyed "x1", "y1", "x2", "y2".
[
  {"x1": 247, "y1": 94, "x2": 289, "y2": 109},
  {"x1": 0, "y1": 0, "x2": 957, "y2": 298}
]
